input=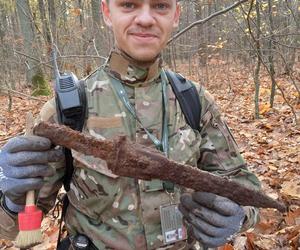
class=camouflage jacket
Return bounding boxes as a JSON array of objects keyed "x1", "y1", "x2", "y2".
[{"x1": 0, "y1": 50, "x2": 260, "y2": 250}]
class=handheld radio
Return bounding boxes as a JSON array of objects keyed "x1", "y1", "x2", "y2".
[{"x1": 51, "y1": 47, "x2": 86, "y2": 130}]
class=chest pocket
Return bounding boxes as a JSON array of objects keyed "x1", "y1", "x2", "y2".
[{"x1": 67, "y1": 150, "x2": 124, "y2": 221}]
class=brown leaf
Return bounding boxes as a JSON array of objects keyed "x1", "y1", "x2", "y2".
[
  {"x1": 259, "y1": 103, "x2": 271, "y2": 115},
  {"x1": 70, "y1": 8, "x2": 82, "y2": 17},
  {"x1": 281, "y1": 179, "x2": 300, "y2": 199},
  {"x1": 285, "y1": 208, "x2": 300, "y2": 226},
  {"x1": 245, "y1": 232, "x2": 256, "y2": 250},
  {"x1": 218, "y1": 244, "x2": 234, "y2": 250},
  {"x1": 290, "y1": 233, "x2": 300, "y2": 249}
]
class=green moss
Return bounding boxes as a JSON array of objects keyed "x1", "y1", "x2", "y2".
[{"x1": 31, "y1": 71, "x2": 51, "y2": 96}]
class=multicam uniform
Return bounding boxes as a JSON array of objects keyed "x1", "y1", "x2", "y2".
[{"x1": 0, "y1": 50, "x2": 260, "y2": 250}]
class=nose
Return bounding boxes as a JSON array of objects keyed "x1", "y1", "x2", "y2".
[{"x1": 134, "y1": 5, "x2": 155, "y2": 27}]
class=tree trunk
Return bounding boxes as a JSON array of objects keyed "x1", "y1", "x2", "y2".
[
  {"x1": 254, "y1": 1, "x2": 262, "y2": 119},
  {"x1": 284, "y1": 0, "x2": 299, "y2": 74},
  {"x1": 38, "y1": 0, "x2": 51, "y2": 46},
  {"x1": 91, "y1": 0, "x2": 102, "y2": 55},
  {"x1": 78, "y1": 0, "x2": 84, "y2": 28},
  {"x1": 16, "y1": 0, "x2": 41, "y2": 85},
  {"x1": 47, "y1": 0, "x2": 57, "y2": 44},
  {"x1": 268, "y1": 0, "x2": 276, "y2": 108},
  {"x1": 60, "y1": 0, "x2": 68, "y2": 30}
]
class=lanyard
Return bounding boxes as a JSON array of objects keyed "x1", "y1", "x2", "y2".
[
  {"x1": 110, "y1": 70, "x2": 169, "y2": 156},
  {"x1": 110, "y1": 70, "x2": 174, "y2": 193}
]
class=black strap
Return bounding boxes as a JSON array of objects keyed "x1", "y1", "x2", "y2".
[
  {"x1": 56, "y1": 79, "x2": 86, "y2": 191},
  {"x1": 165, "y1": 71, "x2": 201, "y2": 131},
  {"x1": 62, "y1": 149, "x2": 73, "y2": 192},
  {"x1": 163, "y1": 71, "x2": 201, "y2": 193},
  {"x1": 56, "y1": 79, "x2": 86, "y2": 249}
]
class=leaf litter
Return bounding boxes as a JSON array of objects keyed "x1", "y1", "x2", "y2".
[{"x1": 0, "y1": 62, "x2": 299, "y2": 249}]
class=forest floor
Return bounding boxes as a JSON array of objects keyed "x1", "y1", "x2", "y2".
[{"x1": 0, "y1": 61, "x2": 299, "y2": 250}]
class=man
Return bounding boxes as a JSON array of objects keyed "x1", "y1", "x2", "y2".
[{"x1": 0, "y1": 0, "x2": 260, "y2": 249}]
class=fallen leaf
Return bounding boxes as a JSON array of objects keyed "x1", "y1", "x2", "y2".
[
  {"x1": 259, "y1": 103, "x2": 271, "y2": 115},
  {"x1": 281, "y1": 179, "x2": 300, "y2": 199},
  {"x1": 218, "y1": 243, "x2": 234, "y2": 250},
  {"x1": 285, "y1": 208, "x2": 300, "y2": 226},
  {"x1": 253, "y1": 235, "x2": 279, "y2": 249}
]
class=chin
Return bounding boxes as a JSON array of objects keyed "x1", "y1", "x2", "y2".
[
  {"x1": 136, "y1": 56, "x2": 157, "y2": 62},
  {"x1": 131, "y1": 51, "x2": 159, "y2": 62}
]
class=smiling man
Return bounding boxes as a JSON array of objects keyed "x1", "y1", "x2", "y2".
[
  {"x1": 102, "y1": 0, "x2": 180, "y2": 63},
  {"x1": 0, "y1": 1, "x2": 261, "y2": 249}
]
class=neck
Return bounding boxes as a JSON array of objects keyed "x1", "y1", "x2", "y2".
[
  {"x1": 105, "y1": 47, "x2": 162, "y2": 85},
  {"x1": 118, "y1": 48, "x2": 159, "y2": 69}
]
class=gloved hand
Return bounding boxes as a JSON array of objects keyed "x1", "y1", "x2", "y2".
[
  {"x1": 0, "y1": 135, "x2": 63, "y2": 211},
  {"x1": 179, "y1": 192, "x2": 245, "y2": 248}
]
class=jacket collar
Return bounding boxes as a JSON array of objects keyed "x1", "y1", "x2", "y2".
[{"x1": 104, "y1": 48, "x2": 162, "y2": 86}]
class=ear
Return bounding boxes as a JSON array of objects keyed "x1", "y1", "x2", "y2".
[
  {"x1": 173, "y1": 3, "x2": 181, "y2": 29},
  {"x1": 101, "y1": 0, "x2": 112, "y2": 27}
]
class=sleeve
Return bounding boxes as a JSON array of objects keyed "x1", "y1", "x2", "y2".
[
  {"x1": 0, "y1": 98, "x2": 65, "y2": 240},
  {"x1": 0, "y1": 191, "x2": 18, "y2": 240},
  {"x1": 197, "y1": 85, "x2": 261, "y2": 230}
]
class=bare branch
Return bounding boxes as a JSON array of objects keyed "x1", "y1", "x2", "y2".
[
  {"x1": 58, "y1": 55, "x2": 107, "y2": 60},
  {"x1": 13, "y1": 49, "x2": 107, "y2": 70},
  {"x1": 13, "y1": 49, "x2": 43, "y2": 63},
  {"x1": 168, "y1": 0, "x2": 249, "y2": 44},
  {"x1": 0, "y1": 87, "x2": 45, "y2": 101}
]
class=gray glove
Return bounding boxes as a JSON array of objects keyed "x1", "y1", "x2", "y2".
[
  {"x1": 179, "y1": 192, "x2": 245, "y2": 248},
  {"x1": 0, "y1": 135, "x2": 63, "y2": 211}
]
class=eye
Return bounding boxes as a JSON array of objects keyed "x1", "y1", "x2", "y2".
[
  {"x1": 121, "y1": 2, "x2": 136, "y2": 9},
  {"x1": 154, "y1": 3, "x2": 169, "y2": 10}
]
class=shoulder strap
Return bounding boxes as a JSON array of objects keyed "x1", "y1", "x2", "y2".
[
  {"x1": 55, "y1": 79, "x2": 86, "y2": 247},
  {"x1": 55, "y1": 79, "x2": 87, "y2": 191},
  {"x1": 165, "y1": 70, "x2": 201, "y2": 131}
]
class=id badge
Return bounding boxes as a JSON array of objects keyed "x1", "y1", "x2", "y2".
[{"x1": 160, "y1": 204, "x2": 187, "y2": 245}]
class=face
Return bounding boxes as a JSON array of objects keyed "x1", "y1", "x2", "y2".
[{"x1": 102, "y1": 0, "x2": 180, "y2": 62}]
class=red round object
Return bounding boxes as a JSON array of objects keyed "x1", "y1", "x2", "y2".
[{"x1": 18, "y1": 205, "x2": 42, "y2": 231}]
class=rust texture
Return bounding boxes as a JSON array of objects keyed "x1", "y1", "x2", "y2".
[{"x1": 34, "y1": 122, "x2": 286, "y2": 212}]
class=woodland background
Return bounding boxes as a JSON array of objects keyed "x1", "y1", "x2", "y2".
[{"x1": 0, "y1": 0, "x2": 299, "y2": 249}]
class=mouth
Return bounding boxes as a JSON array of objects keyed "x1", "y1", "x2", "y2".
[{"x1": 130, "y1": 33, "x2": 159, "y2": 42}]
